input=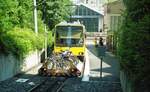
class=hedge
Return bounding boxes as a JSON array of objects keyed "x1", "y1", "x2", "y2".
[
  {"x1": 0, "y1": 27, "x2": 45, "y2": 58},
  {"x1": 118, "y1": 0, "x2": 150, "y2": 91}
]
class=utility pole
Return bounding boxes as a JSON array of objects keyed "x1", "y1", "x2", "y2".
[
  {"x1": 43, "y1": 0, "x2": 48, "y2": 60},
  {"x1": 44, "y1": 25, "x2": 48, "y2": 60},
  {"x1": 33, "y1": 0, "x2": 38, "y2": 34}
]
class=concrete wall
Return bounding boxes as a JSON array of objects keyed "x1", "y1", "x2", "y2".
[
  {"x1": 120, "y1": 71, "x2": 133, "y2": 92},
  {"x1": 0, "y1": 50, "x2": 43, "y2": 81}
]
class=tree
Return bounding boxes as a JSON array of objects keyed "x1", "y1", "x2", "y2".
[
  {"x1": 37, "y1": 0, "x2": 71, "y2": 29},
  {"x1": 0, "y1": 0, "x2": 45, "y2": 58},
  {"x1": 0, "y1": 0, "x2": 34, "y2": 31}
]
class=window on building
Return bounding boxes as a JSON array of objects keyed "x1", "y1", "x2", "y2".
[{"x1": 110, "y1": 15, "x2": 122, "y2": 31}]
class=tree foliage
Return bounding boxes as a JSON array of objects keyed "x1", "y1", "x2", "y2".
[
  {"x1": 37, "y1": 0, "x2": 71, "y2": 29},
  {"x1": 0, "y1": 0, "x2": 34, "y2": 32},
  {"x1": 0, "y1": 0, "x2": 47, "y2": 58},
  {"x1": 118, "y1": 0, "x2": 150, "y2": 91},
  {"x1": 123, "y1": 0, "x2": 150, "y2": 21},
  {"x1": 0, "y1": 0, "x2": 71, "y2": 58}
]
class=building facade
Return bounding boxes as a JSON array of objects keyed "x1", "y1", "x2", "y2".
[
  {"x1": 103, "y1": 0, "x2": 125, "y2": 52},
  {"x1": 71, "y1": 4, "x2": 103, "y2": 33}
]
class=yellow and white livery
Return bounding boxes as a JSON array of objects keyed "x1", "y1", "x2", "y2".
[{"x1": 54, "y1": 21, "x2": 86, "y2": 61}]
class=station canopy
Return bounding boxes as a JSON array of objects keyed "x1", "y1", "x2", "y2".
[{"x1": 71, "y1": 3, "x2": 103, "y2": 32}]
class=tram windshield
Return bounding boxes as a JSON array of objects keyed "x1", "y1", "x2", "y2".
[{"x1": 55, "y1": 26, "x2": 84, "y2": 47}]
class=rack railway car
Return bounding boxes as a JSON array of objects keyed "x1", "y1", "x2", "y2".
[
  {"x1": 38, "y1": 21, "x2": 86, "y2": 77},
  {"x1": 54, "y1": 21, "x2": 86, "y2": 61}
]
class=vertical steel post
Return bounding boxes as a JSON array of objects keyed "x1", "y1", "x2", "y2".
[
  {"x1": 33, "y1": 0, "x2": 38, "y2": 34},
  {"x1": 98, "y1": 46, "x2": 106, "y2": 81},
  {"x1": 100, "y1": 57, "x2": 103, "y2": 81},
  {"x1": 100, "y1": 57, "x2": 103, "y2": 92}
]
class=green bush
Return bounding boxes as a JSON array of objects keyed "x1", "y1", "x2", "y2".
[
  {"x1": 118, "y1": 11, "x2": 150, "y2": 92},
  {"x1": 0, "y1": 0, "x2": 55, "y2": 59},
  {"x1": 117, "y1": 1, "x2": 150, "y2": 91},
  {"x1": 0, "y1": 27, "x2": 45, "y2": 58}
]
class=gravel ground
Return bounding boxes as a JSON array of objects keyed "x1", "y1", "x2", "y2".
[
  {"x1": 0, "y1": 74, "x2": 67, "y2": 92},
  {"x1": 0, "y1": 76, "x2": 122, "y2": 92},
  {"x1": 61, "y1": 78, "x2": 122, "y2": 92},
  {"x1": 0, "y1": 74, "x2": 45, "y2": 92}
]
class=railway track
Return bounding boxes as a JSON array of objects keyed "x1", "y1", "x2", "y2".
[{"x1": 28, "y1": 77, "x2": 67, "y2": 92}]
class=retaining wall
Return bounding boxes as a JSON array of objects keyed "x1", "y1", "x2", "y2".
[{"x1": 0, "y1": 50, "x2": 43, "y2": 81}]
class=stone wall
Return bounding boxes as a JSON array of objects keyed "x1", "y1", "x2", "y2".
[{"x1": 0, "y1": 50, "x2": 43, "y2": 81}]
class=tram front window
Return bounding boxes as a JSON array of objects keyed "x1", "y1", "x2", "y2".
[
  {"x1": 57, "y1": 38, "x2": 83, "y2": 47},
  {"x1": 55, "y1": 26, "x2": 84, "y2": 47}
]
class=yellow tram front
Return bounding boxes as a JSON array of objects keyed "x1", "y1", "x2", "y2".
[{"x1": 54, "y1": 22, "x2": 86, "y2": 61}]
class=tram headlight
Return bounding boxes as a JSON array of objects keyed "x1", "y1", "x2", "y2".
[
  {"x1": 81, "y1": 52, "x2": 84, "y2": 55},
  {"x1": 78, "y1": 52, "x2": 84, "y2": 55}
]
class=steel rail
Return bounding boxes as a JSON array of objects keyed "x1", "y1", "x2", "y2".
[
  {"x1": 56, "y1": 80, "x2": 66, "y2": 92},
  {"x1": 27, "y1": 77, "x2": 67, "y2": 92},
  {"x1": 27, "y1": 79, "x2": 47, "y2": 92}
]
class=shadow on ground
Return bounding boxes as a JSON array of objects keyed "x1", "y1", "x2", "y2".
[{"x1": 86, "y1": 44, "x2": 121, "y2": 82}]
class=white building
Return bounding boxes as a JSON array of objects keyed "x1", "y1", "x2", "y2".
[{"x1": 72, "y1": 0, "x2": 105, "y2": 14}]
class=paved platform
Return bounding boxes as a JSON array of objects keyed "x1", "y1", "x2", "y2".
[{"x1": 87, "y1": 44, "x2": 120, "y2": 82}]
